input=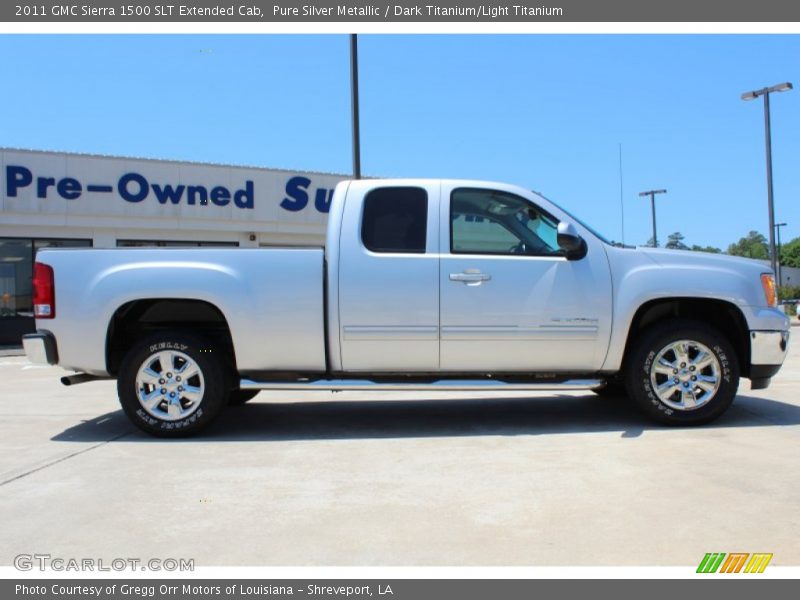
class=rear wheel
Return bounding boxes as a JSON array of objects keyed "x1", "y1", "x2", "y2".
[
  {"x1": 117, "y1": 331, "x2": 228, "y2": 437},
  {"x1": 624, "y1": 319, "x2": 739, "y2": 425}
]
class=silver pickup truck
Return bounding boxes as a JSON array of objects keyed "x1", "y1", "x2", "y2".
[{"x1": 24, "y1": 179, "x2": 790, "y2": 436}]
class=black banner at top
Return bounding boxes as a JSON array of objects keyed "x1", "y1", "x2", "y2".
[{"x1": 4, "y1": 0, "x2": 800, "y2": 22}]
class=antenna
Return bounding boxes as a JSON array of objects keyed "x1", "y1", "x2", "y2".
[{"x1": 618, "y1": 143, "x2": 625, "y2": 245}]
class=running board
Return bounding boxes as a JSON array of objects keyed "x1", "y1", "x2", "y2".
[{"x1": 240, "y1": 378, "x2": 605, "y2": 392}]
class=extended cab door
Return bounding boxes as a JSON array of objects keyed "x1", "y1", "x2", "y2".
[
  {"x1": 439, "y1": 183, "x2": 612, "y2": 372},
  {"x1": 337, "y1": 181, "x2": 440, "y2": 372}
]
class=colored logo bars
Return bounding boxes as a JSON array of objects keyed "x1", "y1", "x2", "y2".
[{"x1": 697, "y1": 552, "x2": 773, "y2": 573}]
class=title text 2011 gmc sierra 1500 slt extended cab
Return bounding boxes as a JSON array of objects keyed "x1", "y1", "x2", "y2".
[{"x1": 23, "y1": 179, "x2": 790, "y2": 436}]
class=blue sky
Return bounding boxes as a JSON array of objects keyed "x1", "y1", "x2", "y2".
[{"x1": 2, "y1": 34, "x2": 799, "y2": 248}]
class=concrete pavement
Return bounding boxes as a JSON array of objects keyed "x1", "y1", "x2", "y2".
[{"x1": 1, "y1": 329, "x2": 798, "y2": 566}]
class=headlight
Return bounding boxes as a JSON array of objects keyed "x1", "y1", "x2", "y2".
[{"x1": 761, "y1": 273, "x2": 777, "y2": 307}]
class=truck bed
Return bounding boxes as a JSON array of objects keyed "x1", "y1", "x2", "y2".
[{"x1": 35, "y1": 247, "x2": 327, "y2": 375}]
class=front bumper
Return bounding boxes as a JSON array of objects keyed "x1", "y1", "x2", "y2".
[
  {"x1": 748, "y1": 329, "x2": 790, "y2": 388},
  {"x1": 22, "y1": 331, "x2": 58, "y2": 365}
]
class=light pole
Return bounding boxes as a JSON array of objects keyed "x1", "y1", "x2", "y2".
[
  {"x1": 639, "y1": 189, "x2": 667, "y2": 247},
  {"x1": 741, "y1": 82, "x2": 793, "y2": 276},
  {"x1": 350, "y1": 34, "x2": 361, "y2": 179},
  {"x1": 775, "y1": 222, "x2": 787, "y2": 285}
]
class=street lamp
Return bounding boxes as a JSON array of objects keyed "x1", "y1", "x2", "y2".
[
  {"x1": 639, "y1": 189, "x2": 667, "y2": 247},
  {"x1": 775, "y1": 222, "x2": 787, "y2": 285},
  {"x1": 741, "y1": 81, "x2": 793, "y2": 276}
]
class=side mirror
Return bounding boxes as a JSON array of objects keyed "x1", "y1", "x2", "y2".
[{"x1": 557, "y1": 222, "x2": 587, "y2": 260}]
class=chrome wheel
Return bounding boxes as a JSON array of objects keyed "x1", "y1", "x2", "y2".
[
  {"x1": 649, "y1": 339, "x2": 721, "y2": 411},
  {"x1": 135, "y1": 349, "x2": 205, "y2": 421}
]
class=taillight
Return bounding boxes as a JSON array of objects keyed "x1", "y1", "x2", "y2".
[{"x1": 32, "y1": 262, "x2": 55, "y2": 319}]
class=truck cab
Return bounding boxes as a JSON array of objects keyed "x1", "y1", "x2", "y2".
[{"x1": 327, "y1": 180, "x2": 612, "y2": 374}]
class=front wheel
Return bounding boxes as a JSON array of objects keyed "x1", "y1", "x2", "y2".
[
  {"x1": 117, "y1": 331, "x2": 229, "y2": 437},
  {"x1": 624, "y1": 319, "x2": 739, "y2": 426}
]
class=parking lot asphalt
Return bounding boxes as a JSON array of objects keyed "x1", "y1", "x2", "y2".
[{"x1": 1, "y1": 326, "x2": 798, "y2": 567}]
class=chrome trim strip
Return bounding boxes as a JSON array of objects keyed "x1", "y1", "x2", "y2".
[
  {"x1": 440, "y1": 326, "x2": 598, "y2": 341},
  {"x1": 342, "y1": 326, "x2": 439, "y2": 341}
]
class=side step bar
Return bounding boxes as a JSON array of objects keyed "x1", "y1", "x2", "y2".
[{"x1": 240, "y1": 378, "x2": 605, "y2": 392}]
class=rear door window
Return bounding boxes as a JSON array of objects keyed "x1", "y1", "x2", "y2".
[{"x1": 361, "y1": 187, "x2": 428, "y2": 253}]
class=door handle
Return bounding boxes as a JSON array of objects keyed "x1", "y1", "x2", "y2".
[{"x1": 449, "y1": 271, "x2": 491, "y2": 285}]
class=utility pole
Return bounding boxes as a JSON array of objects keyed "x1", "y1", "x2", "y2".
[
  {"x1": 775, "y1": 222, "x2": 787, "y2": 286},
  {"x1": 639, "y1": 189, "x2": 667, "y2": 247},
  {"x1": 349, "y1": 34, "x2": 361, "y2": 179}
]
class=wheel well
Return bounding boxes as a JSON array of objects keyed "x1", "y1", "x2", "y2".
[
  {"x1": 106, "y1": 299, "x2": 235, "y2": 376},
  {"x1": 623, "y1": 298, "x2": 751, "y2": 376}
]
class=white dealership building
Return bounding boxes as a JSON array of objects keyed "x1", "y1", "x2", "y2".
[
  {"x1": 3, "y1": 147, "x2": 799, "y2": 345},
  {"x1": 0, "y1": 147, "x2": 347, "y2": 344}
]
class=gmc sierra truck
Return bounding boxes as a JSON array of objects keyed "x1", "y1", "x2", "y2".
[{"x1": 23, "y1": 179, "x2": 790, "y2": 436}]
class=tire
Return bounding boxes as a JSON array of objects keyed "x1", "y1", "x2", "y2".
[
  {"x1": 228, "y1": 389, "x2": 260, "y2": 406},
  {"x1": 117, "y1": 331, "x2": 229, "y2": 437},
  {"x1": 624, "y1": 319, "x2": 739, "y2": 426}
]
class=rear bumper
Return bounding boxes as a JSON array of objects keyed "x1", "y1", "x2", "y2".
[
  {"x1": 22, "y1": 331, "x2": 58, "y2": 365},
  {"x1": 748, "y1": 329, "x2": 790, "y2": 389}
]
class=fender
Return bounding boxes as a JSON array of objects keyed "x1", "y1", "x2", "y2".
[{"x1": 602, "y1": 247, "x2": 773, "y2": 371}]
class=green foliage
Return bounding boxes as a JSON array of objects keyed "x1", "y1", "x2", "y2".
[
  {"x1": 778, "y1": 285, "x2": 800, "y2": 302},
  {"x1": 727, "y1": 231, "x2": 769, "y2": 259},
  {"x1": 690, "y1": 245, "x2": 722, "y2": 254},
  {"x1": 780, "y1": 236, "x2": 800, "y2": 268},
  {"x1": 665, "y1": 232, "x2": 689, "y2": 250},
  {"x1": 649, "y1": 231, "x2": 720, "y2": 253}
]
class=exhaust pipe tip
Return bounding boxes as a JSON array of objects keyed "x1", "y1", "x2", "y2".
[{"x1": 61, "y1": 373, "x2": 103, "y2": 386}]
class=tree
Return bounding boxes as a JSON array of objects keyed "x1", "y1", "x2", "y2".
[
  {"x1": 644, "y1": 232, "x2": 720, "y2": 252},
  {"x1": 665, "y1": 232, "x2": 689, "y2": 250},
  {"x1": 690, "y1": 245, "x2": 722, "y2": 254},
  {"x1": 727, "y1": 231, "x2": 769, "y2": 259},
  {"x1": 780, "y1": 236, "x2": 800, "y2": 268}
]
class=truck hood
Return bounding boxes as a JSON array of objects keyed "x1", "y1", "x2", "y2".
[
  {"x1": 634, "y1": 247, "x2": 772, "y2": 277},
  {"x1": 601, "y1": 244, "x2": 775, "y2": 310}
]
